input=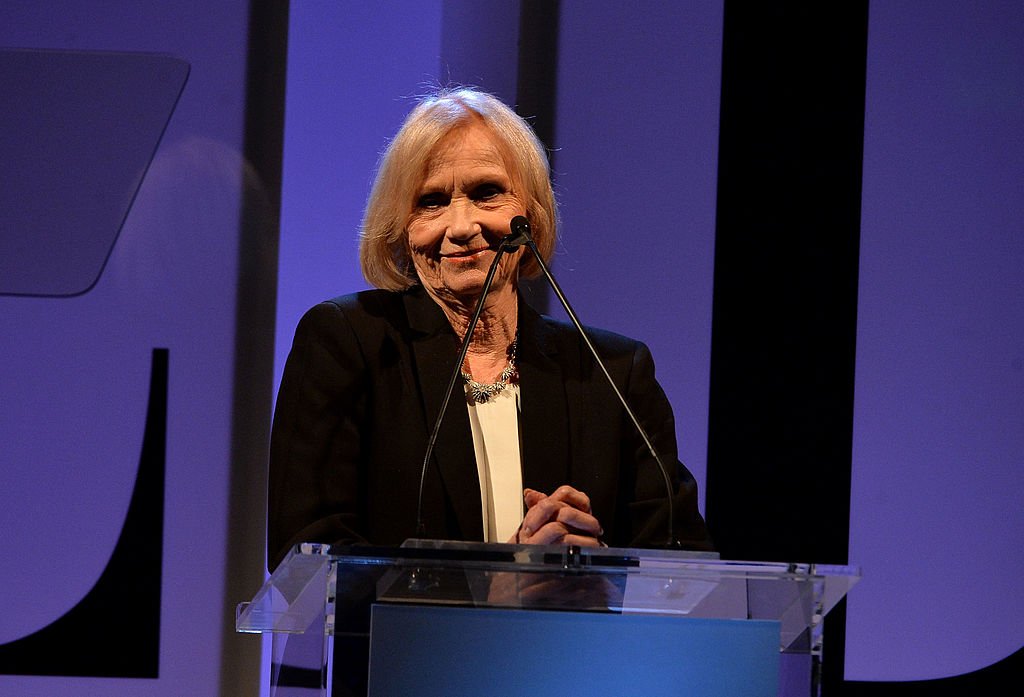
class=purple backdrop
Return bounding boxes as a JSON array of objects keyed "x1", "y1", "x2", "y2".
[
  {"x1": 550, "y1": 0, "x2": 723, "y2": 505},
  {"x1": 276, "y1": 1, "x2": 723, "y2": 505},
  {"x1": 1, "y1": 1, "x2": 263, "y2": 695},
  {"x1": 3, "y1": 1, "x2": 1020, "y2": 694},
  {"x1": 278, "y1": 0, "x2": 1023, "y2": 685},
  {"x1": 274, "y1": 2, "x2": 444, "y2": 392},
  {"x1": 847, "y1": 0, "x2": 1024, "y2": 679}
]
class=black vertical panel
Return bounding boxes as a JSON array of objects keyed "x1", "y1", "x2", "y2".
[
  {"x1": 516, "y1": 0, "x2": 559, "y2": 152},
  {"x1": 707, "y1": 0, "x2": 867, "y2": 566},
  {"x1": 516, "y1": 0, "x2": 560, "y2": 312},
  {"x1": 705, "y1": 2, "x2": 868, "y2": 692},
  {"x1": 220, "y1": 1, "x2": 290, "y2": 695}
]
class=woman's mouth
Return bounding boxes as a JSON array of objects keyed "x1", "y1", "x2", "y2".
[{"x1": 442, "y1": 247, "x2": 492, "y2": 261}]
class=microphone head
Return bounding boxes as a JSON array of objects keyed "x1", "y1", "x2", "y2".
[{"x1": 503, "y1": 215, "x2": 533, "y2": 249}]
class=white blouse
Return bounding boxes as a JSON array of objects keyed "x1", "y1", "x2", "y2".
[{"x1": 465, "y1": 385, "x2": 524, "y2": 542}]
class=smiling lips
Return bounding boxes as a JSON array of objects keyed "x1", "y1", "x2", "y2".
[{"x1": 442, "y1": 246, "x2": 493, "y2": 261}]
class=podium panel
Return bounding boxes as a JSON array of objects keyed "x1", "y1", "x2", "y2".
[{"x1": 370, "y1": 604, "x2": 779, "y2": 697}]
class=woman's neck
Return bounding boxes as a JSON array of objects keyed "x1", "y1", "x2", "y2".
[{"x1": 438, "y1": 284, "x2": 519, "y2": 383}]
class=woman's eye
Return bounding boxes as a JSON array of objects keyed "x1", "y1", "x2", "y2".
[
  {"x1": 417, "y1": 192, "x2": 447, "y2": 209},
  {"x1": 474, "y1": 183, "x2": 504, "y2": 200}
]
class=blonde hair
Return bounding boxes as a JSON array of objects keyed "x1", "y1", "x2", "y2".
[{"x1": 360, "y1": 88, "x2": 557, "y2": 290}]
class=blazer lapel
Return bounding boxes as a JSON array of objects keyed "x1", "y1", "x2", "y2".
[
  {"x1": 404, "y1": 289, "x2": 484, "y2": 541},
  {"x1": 517, "y1": 301, "x2": 571, "y2": 497}
]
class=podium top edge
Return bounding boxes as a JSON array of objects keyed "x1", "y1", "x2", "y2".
[{"x1": 283, "y1": 539, "x2": 860, "y2": 579}]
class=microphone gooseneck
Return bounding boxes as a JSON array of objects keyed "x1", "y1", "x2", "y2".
[
  {"x1": 414, "y1": 232, "x2": 523, "y2": 538},
  {"x1": 508, "y1": 215, "x2": 680, "y2": 548}
]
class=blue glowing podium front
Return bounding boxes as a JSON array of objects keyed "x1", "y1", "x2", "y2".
[{"x1": 237, "y1": 541, "x2": 858, "y2": 697}]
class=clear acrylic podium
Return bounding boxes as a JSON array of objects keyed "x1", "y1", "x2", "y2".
[{"x1": 237, "y1": 540, "x2": 858, "y2": 697}]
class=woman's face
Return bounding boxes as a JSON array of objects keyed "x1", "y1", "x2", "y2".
[{"x1": 406, "y1": 120, "x2": 527, "y2": 305}]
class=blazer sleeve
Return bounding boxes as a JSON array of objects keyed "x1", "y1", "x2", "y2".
[
  {"x1": 618, "y1": 340, "x2": 715, "y2": 551},
  {"x1": 267, "y1": 301, "x2": 371, "y2": 570}
]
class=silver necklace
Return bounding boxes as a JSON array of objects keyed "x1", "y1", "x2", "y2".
[{"x1": 461, "y1": 335, "x2": 518, "y2": 404}]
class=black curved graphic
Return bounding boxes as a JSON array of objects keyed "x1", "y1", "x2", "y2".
[
  {"x1": 844, "y1": 647, "x2": 1023, "y2": 696},
  {"x1": 0, "y1": 348, "x2": 167, "y2": 677}
]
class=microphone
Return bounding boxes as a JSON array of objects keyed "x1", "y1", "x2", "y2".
[
  {"x1": 414, "y1": 230, "x2": 523, "y2": 537},
  {"x1": 508, "y1": 215, "x2": 681, "y2": 548},
  {"x1": 504, "y1": 217, "x2": 532, "y2": 249}
]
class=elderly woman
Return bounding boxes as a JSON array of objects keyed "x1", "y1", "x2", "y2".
[{"x1": 267, "y1": 88, "x2": 712, "y2": 571}]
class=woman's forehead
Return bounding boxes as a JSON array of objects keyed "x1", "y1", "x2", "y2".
[
  {"x1": 430, "y1": 122, "x2": 503, "y2": 163},
  {"x1": 420, "y1": 121, "x2": 520, "y2": 185}
]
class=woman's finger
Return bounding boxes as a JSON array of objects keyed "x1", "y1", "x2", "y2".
[
  {"x1": 546, "y1": 485, "x2": 592, "y2": 513},
  {"x1": 519, "y1": 496, "x2": 565, "y2": 538},
  {"x1": 555, "y1": 505, "x2": 603, "y2": 536}
]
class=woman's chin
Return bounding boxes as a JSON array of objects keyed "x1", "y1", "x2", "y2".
[{"x1": 439, "y1": 276, "x2": 515, "y2": 308}]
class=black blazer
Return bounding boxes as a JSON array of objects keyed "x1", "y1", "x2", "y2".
[{"x1": 268, "y1": 285, "x2": 712, "y2": 570}]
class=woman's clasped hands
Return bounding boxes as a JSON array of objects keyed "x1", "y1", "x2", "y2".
[
  {"x1": 489, "y1": 485, "x2": 617, "y2": 609},
  {"x1": 511, "y1": 485, "x2": 604, "y2": 547}
]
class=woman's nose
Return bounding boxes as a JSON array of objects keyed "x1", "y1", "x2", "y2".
[{"x1": 445, "y1": 199, "x2": 480, "y2": 240}]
